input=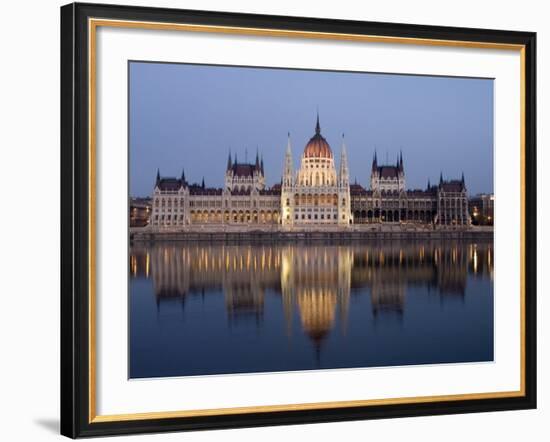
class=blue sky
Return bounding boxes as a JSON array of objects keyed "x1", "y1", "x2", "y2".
[{"x1": 129, "y1": 61, "x2": 493, "y2": 197}]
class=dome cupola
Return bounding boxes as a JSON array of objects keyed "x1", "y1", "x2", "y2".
[{"x1": 303, "y1": 114, "x2": 333, "y2": 159}]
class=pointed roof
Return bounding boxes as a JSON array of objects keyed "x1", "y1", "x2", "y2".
[
  {"x1": 304, "y1": 113, "x2": 332, "y2": 159},
  {"x1": 315, "y1": 111, "x2": 321, "y2": 134},
  {"x1": 340, "y1": 133, "x2": 348, "y2": 164},
  {"x1": 286, "y1": 132, "x2": 292, "y2": 155}
]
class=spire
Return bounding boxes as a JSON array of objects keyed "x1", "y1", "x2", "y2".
[
  {"x1": 255, "y1": 148, "x2": 260, "y2": 169},
  {"x1": 315, "y1": 111, "x2": 321, "y2": 135},
  {"x1": 227, "y1": 150, "x2": 232, "y2": 171},
  {"x1": 461, "y1": 171, "x2": 465, "y2": 184},
  {"x1": 440, "y1": 171, "x2": 443, "y2": 185},
  {"x1": 285, "y1": 132, "x2": 293, "y2": 156},
  {"x1": 372, "y1": 150, "x2": 378, "y2": 172},
  {"x1": 427, "y1": 178, "x2": 431, "y2": 189},
  {"x1": 234, "y1": 152, "x2": 237, "y2": 166},
  {"x1": 399, "y1": 150, "x2": 404, "y2": 172},
  {"x1": 155, "y1": 168, "x2": 160, "y2": 185},
  {"x1": 339, "y1": 133, "x2": 349, "y2": 187},
  {"x1": 283, "y1": 132, "x2": 293, "y2": 188},
  {"x1": 181, "y1": 168, "x2": 186, "y2": 183},
  {"x1": 201, "y1": 177, "x2": 205, "y2": 189},
  {"x1": 260, "y1": 154, "x2": 264, "y2": 175}
]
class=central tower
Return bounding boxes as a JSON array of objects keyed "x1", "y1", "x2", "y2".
[{"x1": 281, "y1": 114, "x2": 351, "y2": 227}]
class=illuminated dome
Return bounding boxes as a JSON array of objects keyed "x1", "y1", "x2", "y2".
[{"x1": 303, "y1": 115, "x2": 333, "y2": 159}]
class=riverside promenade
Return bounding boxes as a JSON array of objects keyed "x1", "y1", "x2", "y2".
[{"x1": 130, "y1": 224, "x2": 493, "y2": 242}]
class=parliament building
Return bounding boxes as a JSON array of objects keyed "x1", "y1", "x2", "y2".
[{"x1": 150, "y1": 115, "x2": 470, "y2": 229}]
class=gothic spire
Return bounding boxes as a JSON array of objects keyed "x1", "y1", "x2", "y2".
[
  {"x1": 283, "y1": 132, "x2": 293, "y2": 188},
  {"x1": 156, "y1": 168, "x2": 160, "y2": 185},
  {"x1": 255, "y1": 148, "x2": 260, "y2": 169},
  {"x1": 315, "y1": 111, "x2": 321, "y2": 135},
  {"x1": 260, "y1": 154, "x2": 264, "y2": 175},
  {"x1": 339, "y1": 133, "x2": 349, "y2": 187},
  {"x1": 227, "y1": 150, "x2": 232, "y2": 171},
  {"x1": 201, "y1": 177, "x2": 205, "y2": 189},
  {"x1": 181, "y1": 168, "x2": 186, "y2": 183},
  {"x1": 399, "y1": 150, "x2": 404, "y2": 172},
  {"x1": 440, "y1": 171, "x2": 443, "y2": 185}
]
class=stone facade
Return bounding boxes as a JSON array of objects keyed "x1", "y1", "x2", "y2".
[
  {"x1": 150, "y1": 115, "x2": 471, "y2": 230},
  {"x1": 281, "y1": 115, "x2": 351, "y2": 227},
  {"x1": 150, "y1": 157, "x2": 281, "y2": 228}
]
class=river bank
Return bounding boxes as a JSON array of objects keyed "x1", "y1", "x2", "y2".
[{"x1": 130, "y1": 225, "x2": 493, "y2": 242}]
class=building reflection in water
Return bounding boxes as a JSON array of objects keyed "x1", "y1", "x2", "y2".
[{"x1": 130, "y1": 240, "x2": 493, "y2": 352}]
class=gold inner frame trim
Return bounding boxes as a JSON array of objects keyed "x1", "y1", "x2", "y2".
[{"x1": 88, "y1": 17, "x2": 527, "y2": 424}]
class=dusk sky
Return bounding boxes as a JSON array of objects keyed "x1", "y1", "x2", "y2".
[{"x1": 129, "y1": 61, "x2": 493, "y2": 197}]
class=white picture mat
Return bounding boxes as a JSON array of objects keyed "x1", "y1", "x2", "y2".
[{"x1": 95, "y1": 24, "x2": 521, "y2": 416}]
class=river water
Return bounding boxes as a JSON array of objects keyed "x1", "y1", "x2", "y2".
[{"x1": 129, "y1": 240, "x2": 493, "y2": 378}]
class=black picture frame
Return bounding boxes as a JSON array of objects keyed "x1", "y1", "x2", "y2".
[{"x1": 61, "y1": 2, "x2": 537, "y2": 438}]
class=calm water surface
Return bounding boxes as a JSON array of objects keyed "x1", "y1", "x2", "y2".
[{"x1": 129, "y1": 240, "x2": 493, "y2": 378}]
